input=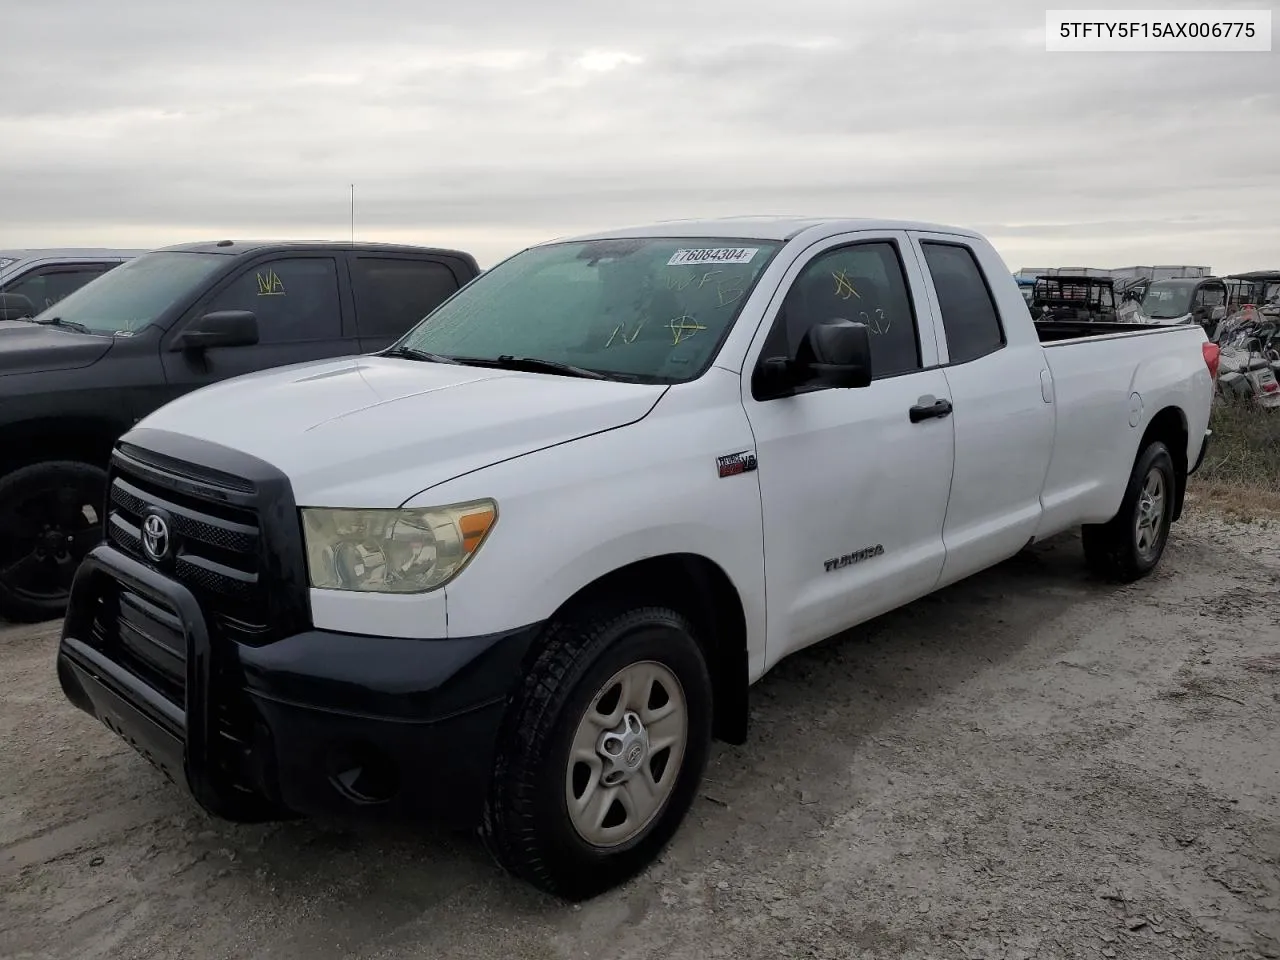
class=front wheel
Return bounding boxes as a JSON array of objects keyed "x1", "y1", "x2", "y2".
[
  {"x1": 1082, "y1": 440, "x2": 1176, "y2": 583},
  {"x1": 0, "y1": 460, "x2": 107, "y2": 622},
  {"x1": 480, "y1": 606, "x2": 712, "y2": 901}
]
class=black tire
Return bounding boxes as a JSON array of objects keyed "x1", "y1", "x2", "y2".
[
  {"x1": 1082, "y1": 441, "x2": 1176, "y2": 583},
  {"x1": 480, "y1": 605, "x2": 712, "y2": 901},
  {"x1": 0, "y1": 460, "x2": 107, "y2": 622}
]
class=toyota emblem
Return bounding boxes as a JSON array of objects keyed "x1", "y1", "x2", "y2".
[{"x1": 141, "y1": 512, "x2": 171, "y2": 563}]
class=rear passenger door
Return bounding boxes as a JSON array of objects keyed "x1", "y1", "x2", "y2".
[
  {"x1": 160, "y1": 254, "x2": 351, "y2": 400},
  {"x1": 348, "y1": 255, "x2": 464, "y2": 352},
  {"x1": 909, "y1": 233, "x2": 1055, "y2": 588}
]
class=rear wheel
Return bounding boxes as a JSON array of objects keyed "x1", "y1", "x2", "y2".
[
  {"x1": 1082, "y1": 441, "x2": 1176, "y2": 583},
  {"x1": 480, "y1": 605, "x2": 712, "y2": 901},
  {"x1": 0, "y1": 460, "x2": 107, "y2": 622}
]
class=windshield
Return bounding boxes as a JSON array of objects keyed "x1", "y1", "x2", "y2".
[
  {"x1": 29, "y1": 251, "x2": 227, "y2": 335},
  {"x1": 1140, "y1": 281, "x2": 1197, "y2": 319},
  {"x1": 393, "y1": 236, "x2": 784, "y2": 383}
]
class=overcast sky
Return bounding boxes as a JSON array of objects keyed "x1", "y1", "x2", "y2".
[{"x1": 2, "y1": 0, "x2": 1276, "y2": 271}]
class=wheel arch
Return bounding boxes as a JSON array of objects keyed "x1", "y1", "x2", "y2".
[
  {"x1": 532, "y1": 552, "x2": 750, "y2": 745},
  {"x1": 1139, "y1": 405, "x2": 1189, "y2": 522},
  {"x1": 0, "y1": 416, "x2": 123, "y2": 476}
]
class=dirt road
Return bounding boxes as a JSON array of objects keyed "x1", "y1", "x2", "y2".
[{"x1": 2, "y1": 505, "x2": 1278, "y2": 960}]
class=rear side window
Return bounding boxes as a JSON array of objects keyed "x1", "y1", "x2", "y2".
[
  {"x1": 351, "y1": 258, "x2": 460, "y2": 339},
  {"x1": 920, "y1": 242, "x2": 1005, "y2": 364},
  {"x1": 204, "y1": 257, "x2": 341, "y2": 343}
]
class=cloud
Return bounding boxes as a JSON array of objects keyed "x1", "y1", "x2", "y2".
[{"x1": 1, "y1": 0, "x2": 1276, "y2": 271}]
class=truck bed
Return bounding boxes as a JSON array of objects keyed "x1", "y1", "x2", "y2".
[
  {"x1": 1034, "y1": 319, "x2": 1170, "y2": 343},
  {"x1": 1029, "y1": 316, "x2": 1210, "y2": 541}
]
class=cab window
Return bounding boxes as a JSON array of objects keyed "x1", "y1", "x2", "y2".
[
  {"x1": 757, "y1": 240, "x2": 922, "y2": 385},
  {"x1": 203, "y1": 258, "x2": 341, "y2": 343}
]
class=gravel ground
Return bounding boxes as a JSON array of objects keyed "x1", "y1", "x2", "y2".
[{"x1": 2, "y1": 504, "x2": 1278, "y2": 960}]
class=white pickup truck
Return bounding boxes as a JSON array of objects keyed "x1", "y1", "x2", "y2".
[{"x1": 57, "y1": 217, "x2": 1217, "y2": 900}]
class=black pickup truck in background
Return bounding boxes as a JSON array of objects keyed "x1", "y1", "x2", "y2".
[{"x1": 0, "y1": 240, "x2": 481, "y2": 621}]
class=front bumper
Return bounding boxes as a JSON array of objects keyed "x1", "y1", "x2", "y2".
[{"x1": 57, "y1": 544, "x2": 540, "y2": 827}]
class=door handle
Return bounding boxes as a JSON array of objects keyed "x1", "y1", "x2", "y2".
[{"x1": 909, "y1": 398, "x2": 953, "y2": 423}]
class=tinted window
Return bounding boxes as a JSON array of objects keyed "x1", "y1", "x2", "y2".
[
  {"x1": 352, "y1": 258, "x2": 460, "y2": 339},
  {"x1": 761, "y1": 241, "x2": 921, "y2": 380},
  {"x1": 921, "y1": 242, "x2": 1005, "y2": 364},
  {"x1": 205, "y1": 257, "x2": 341, "y2": 343},
  {"x1": 5, "y1": 266, "x2": 109, "y2": 314}
]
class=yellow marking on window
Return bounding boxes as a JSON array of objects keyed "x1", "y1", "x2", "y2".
[
  {"x1": 257, "y1": 270, "x2": 286, "y2": 296},
  {"x1": 606, "y1": 319, "x2": 646, "y2": 347},
  {"x1": 832, "y1": 271, "x2": 861, "y2": 301},
  {"x1": 667, "y1": 314, "x2": 707, "y2": 345}
]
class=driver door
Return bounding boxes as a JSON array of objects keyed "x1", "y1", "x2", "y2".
[
  {"x1": 158, "y1": 254, "x2": 352, "y2": 408},
  {"x1": 741, "y1": 232, "x2": 956, "y2": 668}
]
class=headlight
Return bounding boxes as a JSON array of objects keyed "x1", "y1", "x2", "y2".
[{"x1": 301, "y1": 500, "x2": 497, "y2": 593}]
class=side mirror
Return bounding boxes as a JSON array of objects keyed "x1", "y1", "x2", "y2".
[
  {"x1": 171, "y1": 310, "x2": 259, "y2": 351},
  {"x1": 753, "y1": 319, "x2": 873, "y2": 399},
  {"x1": 795, "y1": 319, "x2": 873, "y2": 388},
  {"x1": 0, "y1": 292, "x2": 36, "y2": 321}
]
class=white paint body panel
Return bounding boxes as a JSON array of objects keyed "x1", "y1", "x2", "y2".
[
  {"x1": 1034, "y1": 327, "x2": 1212, "y2": 538},
  {"x1": 421, "y1": 368, "x2": 770, "y2": 675},
  {"x1": 908, "y1": 232, "x2": 1058, "y2": 589},
  {"x1": 128, "y1": 217, "x2": 1214, "y2": 688},
  {"x1": 137, "y1": 355, "x2": 666, "y2": 507},
  {"x1": 737, "y1": 231, "x2": 955, "y2": 672}
]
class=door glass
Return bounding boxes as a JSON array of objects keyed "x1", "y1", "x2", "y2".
[
  {"x1": 920, "y1": 242, "x2": 1006, "y2": 364},
  {"x1": 760, "y1": 241, "x2": 922, "y2": 382},
  {"x1": 352, "y1": 258, "x2": 460, "y2": 339},
  {"x1": 203, "y1": 258, "x2": 341, "y2": 343}
]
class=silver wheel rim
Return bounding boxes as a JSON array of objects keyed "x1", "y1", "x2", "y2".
[
  {"x1": 1134, "y1": 467, "x2": 1167, "y2": 561},
  {"x1": 564, "y1": 660, "x2": 688, "y2": 848}
]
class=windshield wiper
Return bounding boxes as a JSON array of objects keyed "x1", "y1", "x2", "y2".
[
  {"x1": 465, "y1": 355, "x2": 610, "y2": 380},
  {"x1": 382, "y1": 346, "x2": 462, "y2": 364},
  {"x1": 32, "y1": 316, "x2": 90, "y2": 334}
]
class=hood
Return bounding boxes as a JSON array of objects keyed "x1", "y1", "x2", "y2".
[
  {"x1": 0, "y1": 321, "x2": 113, "y2": 375},
  {"x1": 136, "y1": 356, "x2": 668, "y2": 506}
]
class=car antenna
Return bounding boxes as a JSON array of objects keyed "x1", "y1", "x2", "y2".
[{"x1": 349, "y1": 183, "x2": 355, "y2": 246}]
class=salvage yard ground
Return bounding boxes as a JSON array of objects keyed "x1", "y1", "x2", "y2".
[{"x1": 2, "y1": 504, "x2": 1278, "y2": 959}]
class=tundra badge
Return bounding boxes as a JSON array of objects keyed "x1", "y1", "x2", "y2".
[{"x1": 824, "y1": 544, "x2": 884, "y2": 572}]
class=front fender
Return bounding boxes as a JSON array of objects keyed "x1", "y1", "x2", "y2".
[{"x1": 420, "y1": 383, "x2": 769, "y2": 678}]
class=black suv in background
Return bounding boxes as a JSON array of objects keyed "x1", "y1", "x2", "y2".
[{"x1": 0, "y1": 240, "x2": 481, "y2": 621}]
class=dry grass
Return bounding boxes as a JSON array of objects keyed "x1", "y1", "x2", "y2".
[{"x1": 1187, "y1": 398, "x2": 1280, "y2": 519}]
